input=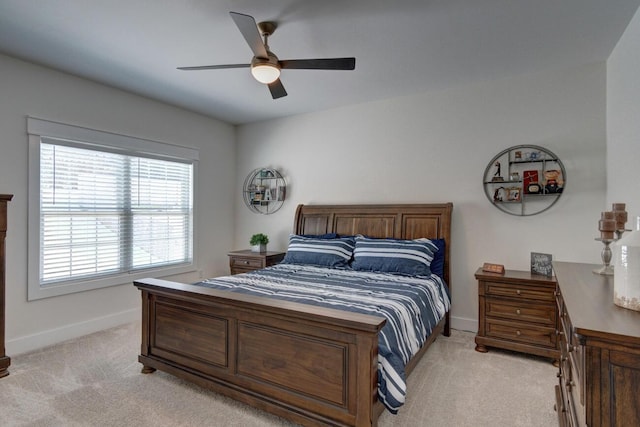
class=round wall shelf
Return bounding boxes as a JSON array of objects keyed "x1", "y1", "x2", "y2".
[
  {"x1": 243, "y1": 168, "x2": 286, "y2": 215},
  {"x1": 483, "y1": 145, "x2": 566, "y2": 216}
]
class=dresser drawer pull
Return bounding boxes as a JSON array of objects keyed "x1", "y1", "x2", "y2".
[
  {"x1": 516, "y1": 309, "x2": 521, "y2": 315},
  {"x1": 516, "y1": 330, "x2": 521, "y2": 336},
  {"x1": 556, "y1": 329, "x2": 564, "y2": 336},
  {"x1": 516, "y1": 289, "x2": 521, "y2": 295},
  {"x1": 244, "y1": 261, "x2": 250, "y2": 265}
]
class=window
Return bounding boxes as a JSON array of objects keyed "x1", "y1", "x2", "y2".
[{"x1": 28, "y1": 118, "x2": 198, "y2": 300}]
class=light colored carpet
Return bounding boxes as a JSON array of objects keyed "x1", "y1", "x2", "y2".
[{"x1": 0, "y1": 322, "x2": 557, "y2": 426}]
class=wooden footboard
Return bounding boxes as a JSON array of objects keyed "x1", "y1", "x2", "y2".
[{"x1": 135, "y1": 278, "x2": 387, "y2": 427}]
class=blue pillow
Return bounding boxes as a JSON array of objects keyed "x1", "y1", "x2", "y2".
[
  {"x1": 351, "y1": 236, "x2": 438, "y2": 276},
  {"x1": 282, "y1": 235, "x2": 355, "y2": 268},
  {"x1": 300, "y1": 233, "x2": 338, "y2": 239},
  {"x1": 430, "y1": 239, "x2": 445, "y2": 278}
]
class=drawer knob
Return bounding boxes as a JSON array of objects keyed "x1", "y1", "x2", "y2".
[
  {"x1": 516, "y1": 330, "x2": 521, "y2": 336},
  {"x1": 244, "y1": 260, "x2": 250, "y2": 265},
  {"x1": 516, "y1": 309, "x2": 521, "y2": 315},
  {"x1": 516, "y1": 289, "x2": 521, "y2": 295}
]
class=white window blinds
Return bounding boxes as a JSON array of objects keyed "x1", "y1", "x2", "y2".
[
  {"x1": 40, "y1": 140, "x2": 193, "y2": 284},
  {"x1": 28, "y1": 117, "x2": 197, "y2": 300}
]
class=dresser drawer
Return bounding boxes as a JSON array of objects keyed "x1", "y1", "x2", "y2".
[
  {"x1": 230, "y1": 256, "x2": 264, "y2": 269},
  {"x1": 486, "y1": 299, "x2": 556, "y2": 326},
  {"x1": 485, "y1": 318, "x2": 557, "y2": 348},
  {"x1": 485, "y1": 281, "x2": 555, "y2": 302}
]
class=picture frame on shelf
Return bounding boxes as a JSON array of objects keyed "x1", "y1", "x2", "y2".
[
  {"x1": 506, "y1": 187, "x2": 521, "y2": 202},
  {"x1": 523, "y1": 170, "x2": 539, "y2": 194}
]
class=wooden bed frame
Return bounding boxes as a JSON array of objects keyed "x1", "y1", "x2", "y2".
[{"x1": 134, "y1": 203, "x2": 452, "y2": 427}]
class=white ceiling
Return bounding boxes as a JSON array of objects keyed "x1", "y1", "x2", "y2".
[{"x1": 0, "y1": 0, "x2": 638, "y2": 125}]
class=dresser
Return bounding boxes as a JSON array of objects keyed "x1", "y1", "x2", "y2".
[
  {"x1": 475, "y1": 267, "x2": 559, "y2": 363},
  {"x1": 227, "y1": 249, "x2": 285, "y2": 275},
  {"x1": 553, "y1": 261, "x2": 640, "y2": 427},
  {"x1": 0, "y1": 194, "x2": 13, "y2": 378}
]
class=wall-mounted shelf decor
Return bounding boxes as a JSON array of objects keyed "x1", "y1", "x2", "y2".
[
  {"x1": 243, "y1": 168, "x2": 286, "y2": 215},
  {"x1": 483, "y1": 145, "x2": 566, "y2": 216}
]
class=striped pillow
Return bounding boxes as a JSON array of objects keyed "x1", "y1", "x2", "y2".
[
  {"x1": 351, "y1": 236, "x2": 438, "y2": 276},
  {"x1": 282, "y1": 235, "x2": 355, "y2": 268}
]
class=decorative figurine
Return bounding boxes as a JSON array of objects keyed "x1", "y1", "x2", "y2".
[
  {"x1": 542, "y1": 170, "x2": 563, "y2": 194},
  {"x1": 491, "y1": 161, "x2": 504, "y2": 182}
]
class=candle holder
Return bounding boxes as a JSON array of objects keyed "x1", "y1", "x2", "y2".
[
  {"x1": 616, "y1": 229, "x2": 632, "y2": 240},
  {"x1": 593, "y1": 237, "x2": 616, "y2": 275}
]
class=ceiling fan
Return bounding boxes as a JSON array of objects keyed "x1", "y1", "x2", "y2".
[{"x1": 177, "y1": 11, "x2": 356, "y2": 99}]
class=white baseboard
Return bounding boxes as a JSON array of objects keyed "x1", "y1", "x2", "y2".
[
  {"x1": 7, "y1": 307, "x2": 141, "y2": 356},
  {"x1": 450, "y1": 315, "x2": 478, "y2": 333}
]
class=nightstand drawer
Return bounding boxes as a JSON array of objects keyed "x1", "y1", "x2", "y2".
[
  {"x1": 230, "y1": 257, "x2": 264, "y2": 269},
  {"x1": 485, "y1": 282, "x2": 555, "y2": 302},
  {"x1": 486, "y1": 299, "x2": 556, "y2": 326},
  {"x1": 485, "y1": 318, "x2": 557, "y2": 348}
]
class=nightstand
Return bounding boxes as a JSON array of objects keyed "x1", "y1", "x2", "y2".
[
  {"x1": 474, "y1": 267, "x2": 559, "y2": 364},
  {"x1": 228, "y1": 250, "x2": 285, "y2": 275}
]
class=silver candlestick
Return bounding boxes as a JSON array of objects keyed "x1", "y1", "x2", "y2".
[{"x1": 593, "y1": 237, "x2": 616, "y2": 275}]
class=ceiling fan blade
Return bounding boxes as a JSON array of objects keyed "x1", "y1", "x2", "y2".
[
  {"x1": 268, "y1": 79, "x2": 287, "y2": 99},
  {"x1": 177, "y1": 64, "x2": 250, "y2": 71},
  {"x1": 229, "y1": 11, "x2": 268, "y2": 59},
  {"x1": 279, "y1": 58, "x2": 356, "y2": 70}
]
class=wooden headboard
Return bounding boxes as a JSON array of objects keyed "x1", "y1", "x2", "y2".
[{"x1": 293, "y1": 203, "x2": 453, "y2": 288}]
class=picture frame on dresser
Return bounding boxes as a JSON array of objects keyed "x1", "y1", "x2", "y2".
[{"x1": 530, "y1": 252, "x2": 553, "y2": 277}]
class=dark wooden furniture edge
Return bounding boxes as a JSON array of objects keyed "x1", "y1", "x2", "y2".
[
  {"x1": 553, "y1": 261, "x2": 640, "y2": 426},
  {"x1": 0, "y1": 194, "x2": 13, "y2": 379},
  {"x1": 134, "y1": 203, "x2": 453, "y2": 426}
]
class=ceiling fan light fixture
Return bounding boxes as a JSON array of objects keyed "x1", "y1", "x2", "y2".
[{"x1": 251, "y1": 62, "x2": 280, "y2": 84}]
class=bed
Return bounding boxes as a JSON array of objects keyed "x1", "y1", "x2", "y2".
[{"x1": 134, "y1": 203, "x2": 452, "y2": 427}]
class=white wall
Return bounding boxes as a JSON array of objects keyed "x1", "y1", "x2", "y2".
[
  {"x1": 0, "y1": 53, "x2": 236, "y2": 354},
  {"x1": 607, "y1": 6, "x2": 640, "y2": 225},
  {"x1": 236, "y1": 63, "x2": 607, "y2": 331}
]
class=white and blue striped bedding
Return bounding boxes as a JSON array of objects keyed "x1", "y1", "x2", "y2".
[{"x1": 195, "y1": 263, "x2": 450, "y2": 413}]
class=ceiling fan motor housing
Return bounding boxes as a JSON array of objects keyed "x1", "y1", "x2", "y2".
[{"x1": 251, "y1": 51, "x2": 280, "y2": 84}]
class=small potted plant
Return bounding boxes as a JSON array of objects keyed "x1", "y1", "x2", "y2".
[{"x1": 250, "y1": 233, "x2": 269, "y2": 253}]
